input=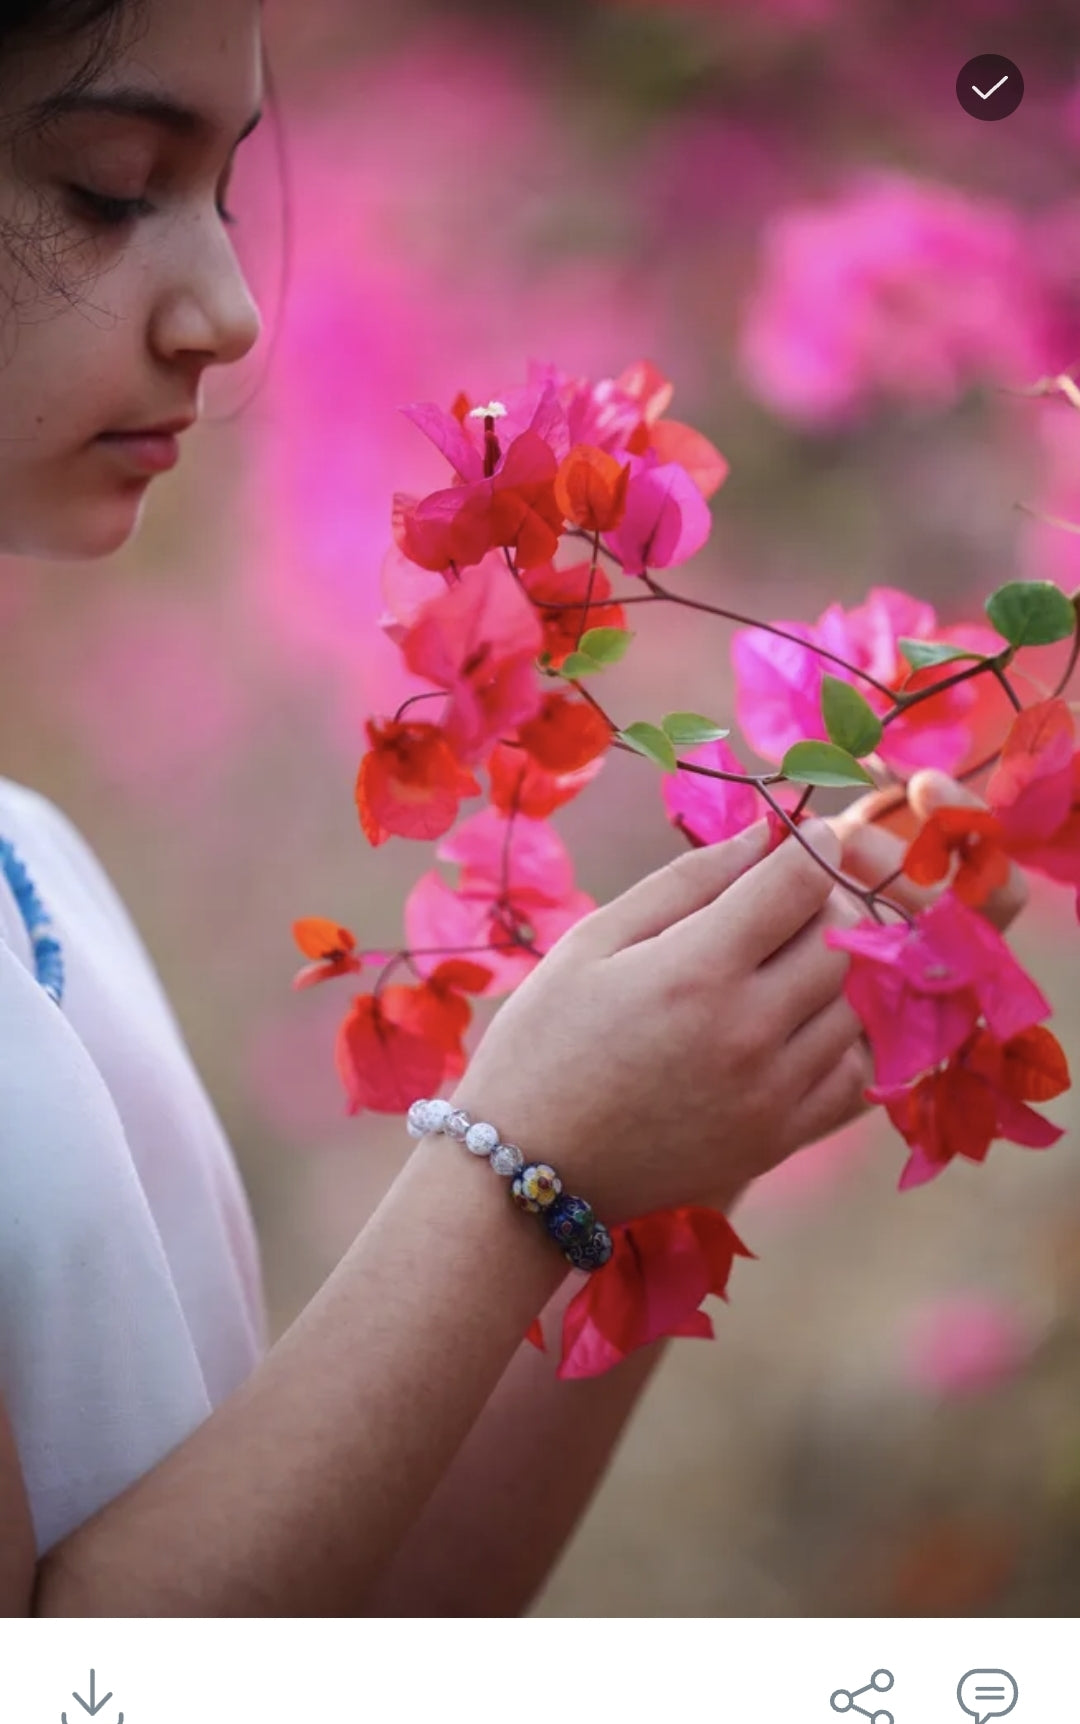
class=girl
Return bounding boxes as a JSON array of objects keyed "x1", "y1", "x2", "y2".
[{"x1": 0, "y1": 0, "x2": 1026, "y2": 1617}]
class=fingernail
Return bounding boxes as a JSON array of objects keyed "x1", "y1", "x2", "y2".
[{"x1": 914, "y1": 768, "x2": 962, "y2": 806}]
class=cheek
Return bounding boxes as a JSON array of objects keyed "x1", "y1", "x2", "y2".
[{"x1": 0, "y1": 256, "x2": 146, "y2": 442}]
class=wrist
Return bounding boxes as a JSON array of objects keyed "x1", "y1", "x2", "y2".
[
  {"x1": 405, "y1": 1126, "x2": 571, "y2": 1297},
  {"x1": 418, "y1": 1090, "x2": 615, "y2": 1271}
]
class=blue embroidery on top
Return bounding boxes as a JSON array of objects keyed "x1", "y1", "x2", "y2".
[{"x1": 0, "y1": 837, "x2": 66, "y2": 1006}]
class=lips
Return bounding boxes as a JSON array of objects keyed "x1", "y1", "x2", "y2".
[
  {"x1": 94, "y1": 430, "x2": 183, "y2": 474},
  {"x1": 102, "y1": 416, "x2": 196, "y2": 437}
]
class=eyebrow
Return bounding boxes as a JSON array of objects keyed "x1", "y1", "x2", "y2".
[{"x1": 34, "y1": 87, "x2": 264, "y2": 150}]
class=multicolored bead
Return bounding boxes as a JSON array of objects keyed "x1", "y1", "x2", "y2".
[
  {"x1": 564, "y1": 1222, "x2": 614, "y2": 1272},
  {"x1": 490, "y1": 1141, "x2": 524, "y2": 1177},
  {"x1": 543, "y1": 1192, "x2": 595, "y2": 1249},
  {"x1": 510, "y1": 1162, "x2": 562, "y2": 1213},
  {"x1": 464, "y1": 1120, "x2": 500, "y2": 1157}
]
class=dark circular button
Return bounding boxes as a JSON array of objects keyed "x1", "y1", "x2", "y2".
[{"x1": 956, "y1": 55, "x2": 1024, "y2": 121}]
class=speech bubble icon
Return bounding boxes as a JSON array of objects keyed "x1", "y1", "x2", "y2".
[{"x1": 957, "y1": 1669, "x2": 1018, "y2": 1723}]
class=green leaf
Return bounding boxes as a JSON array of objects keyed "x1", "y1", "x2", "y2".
[
  {"x1": 558, "y1": 651, "x2": 603, "y2": 679},
  {"x1": 898, "y1": 637, "x2": 986, "y2": 672},
  {"x1": 820, "y1": 675, "x2": 883, "y2": 757},
  {"x1": 660, "y1": 712, "x2": 731, "y2": 750},
  {"x1": 781, "y1": 740, "x2": 876, "y2": 788},
  {"x1": 618, "y1": 722, "x2": 679, "y2": 773},
  {"x1": 986, "y1": 581, "x2": 1076, "y2": 648},
  {"x1": 578, "y1": 627, "x2": 633, "y2": 666}
]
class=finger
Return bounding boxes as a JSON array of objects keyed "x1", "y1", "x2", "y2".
[
  {"x1": 785, "y1": 1036, "x2": 874, "y2": 1147},
  {"x1": 756, "y1": 888, "x2": 861, "y2": 1036},
  {"x1": 908, "y1": 769, "x2": 1029, "y2": 932},
  {"x1": 833, "y1": 816, "x2": 939, "y2": 917},
  {"x1": 567, "y1": 819, "x2": 771, "y2": 961},
  {"x1": 662, "y1": 817, "x2": 842, "y2": 974},
  {"x1": 835, "y1": 768, "x2": 1029, "y2": 933},
  {"x1": 780, "y1": 992, "x2": 865, "y2": 1100}
]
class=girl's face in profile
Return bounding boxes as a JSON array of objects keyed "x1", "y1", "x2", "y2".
[{"x1": 0, "y1": 0, "x2": 263, "y2": 562}]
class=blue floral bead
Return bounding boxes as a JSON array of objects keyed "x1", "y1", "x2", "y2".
[
  {"x1": 510, "y1": 1162, "x2": 562, "y2": 1213},
  {"x1": 543, "y1": 1192, "x2": 595, "y2": 1249},
  {"x1": 564, "y1": 1221, "x2": 614, "y2": 1272}
]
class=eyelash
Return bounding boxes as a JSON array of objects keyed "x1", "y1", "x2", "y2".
[{"x1": 67, "y1": 186, "x2": 239, "y2": 229}]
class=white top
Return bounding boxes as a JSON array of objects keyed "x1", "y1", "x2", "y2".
[{"x1": 0, "y1": 777, "x2": 268, "y2": 1559}]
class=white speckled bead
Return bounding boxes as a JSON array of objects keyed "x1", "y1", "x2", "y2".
[
  {"x1": 423, "y1": 1098, "x2": 455, "y2": 1134},
  {"x1": 464, "y1": 1120, "x2": 500, "y2": 1157},
  {"x1": 406, "y1": 1098, "x2": 433, "y2": 1139},
  {"x1": 443, "y1": 1108, "x2": 472, "y2": 1141},
  {"x1": 406, "y1": 1097, "x2": 456, "y2": 1139},
  {"x1": 490, "y1": 1141, "x2": 524, "y2": 1177}
]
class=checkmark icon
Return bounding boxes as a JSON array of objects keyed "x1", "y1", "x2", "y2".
[{"x1": 957, "y1": 55, "x2": 1023, "y2": 120}]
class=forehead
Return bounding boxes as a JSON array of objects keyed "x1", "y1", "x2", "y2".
[{"x1": 12, "y1": 0, "x2": 263, "y2": 138}]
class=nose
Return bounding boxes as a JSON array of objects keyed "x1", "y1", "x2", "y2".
[{"x1": 149, "y1": 213, "x2": 262, "y2": 373}]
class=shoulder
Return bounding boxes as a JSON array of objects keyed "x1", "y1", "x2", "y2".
[{"x1": 0, "y1": 778, "x2": 137, "y2": 939}]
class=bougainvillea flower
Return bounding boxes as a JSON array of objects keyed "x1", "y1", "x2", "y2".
[
  {"x1": 870, "y1": 1023, "x2": 1068, "y2": 1189},
  {"x1": 377, "y1": 539, "x2": 456, "y2": 645},
  {"x1": 400, "y1": 562, "x2": 544, "y2": 763},
  {"x1": 402, "y1": 378, "x2": 571, "y2": 481},
  {"x1": 376, "y1": 962, "x2": 491, "y2": 1084},
  {"x1": 988, "y1": 698, "x2": 1075, "y2": 830},
  {"x1": 662, "y1": 737, "x2": 759, "y2": 846},
  {"x1": 986, "y1": 698, "x2": 1080, "y2": 912},
  {"x1": 605, "y1": 360, "x2": 729, "y2": 497},
  {"x1": 487, "y1": 739, "x2": 605, "y2": 819},
  {"x1": 405, "y1": 807, "x2": 595, "y2": 995},
  {"x1": 334, "y1": 956, "x2": 496, "y2": 1115},
  {"x1": 554, "y1": 445, "x2": 631, "y2": 533},
  {"x1": 645, "y1": 416, "x2": 729, "y2": 499},
  {"x1": 737, "y1": 170, "x2": 1047, "y2": 428},
  {"x1": 517, "y1": 557, "x2": 626, "y2": 667},
  {"x1": 515, "y1": 691, "x2": 613, "y2": 773},
  {"x1": 902, "y1": 806, "x2": 1012, "y2": 907},
  {"x1": 602, "y1": 448, "x2": 713, "y2": 576},
  {"x1": 555, "y1": 1206, "x2": 755, "y2": 1380},
  {"x1": 529, "y1": 358, "x2": 653, "y2": 458},
  {"x1": 334, "y1": 992, "x2": 448, "y2": 1114},
  {"x1": 291, "y1": 917, "x2": 364, "y2": 991},
  {"x1": 732, "y1": 586, "x2": 1004, "y2": 775},
  {"x1": 396, "y1": 428, "x2": 564, "y2": 573},
  {"x1": 825, "y1": 894, "x2": 1050, "y2": 1088},
  {"x1": 896, "y1": 699, "x2": 1080, "y2": 915},
  {"x1": 355, "y1": 717, "x2": 482, "y2": 845},
  {"x1": 523, "y1": 359, "x2": 729, "y2": 502}
]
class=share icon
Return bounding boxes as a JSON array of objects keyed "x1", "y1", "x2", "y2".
[{"x1": 830, "y1": 1667, "x2": 895, "y2": 1724}]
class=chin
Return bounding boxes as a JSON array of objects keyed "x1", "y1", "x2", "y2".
[{"x1": 26, "y1": 486, "x2": 150, "y2": 561}]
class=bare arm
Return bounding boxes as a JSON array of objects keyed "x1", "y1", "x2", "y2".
[
  {"x1": 32, "y1": 1134, "x2": 568, "y2": 1616},
  {"x1": 359, "y1": 1269, "x2": 669, "y2": 1616},
  {"x1": 357, "y1": 1172, "x2": 749, "y2": 1618}
]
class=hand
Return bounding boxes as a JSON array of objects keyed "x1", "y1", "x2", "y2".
[
  {"x1": 448, "y1": 818, "x2": 872, "y2": 1226},
  {"x1": 829, "y1": 767, "x2": 1029, "y2": 934}
]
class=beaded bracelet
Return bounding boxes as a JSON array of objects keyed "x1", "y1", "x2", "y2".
[{"x1": 407, "y1": 1097, "x2": 614, "y2": 1272}]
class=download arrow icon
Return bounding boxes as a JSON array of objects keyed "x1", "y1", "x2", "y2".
[{"x1": 72, "y1": 1671, "x2": 112, "y2": 1715}]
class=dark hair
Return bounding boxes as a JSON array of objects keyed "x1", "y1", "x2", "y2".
[{"x1": 0, "y1": 1, "x2": 141, "y2": 98}]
